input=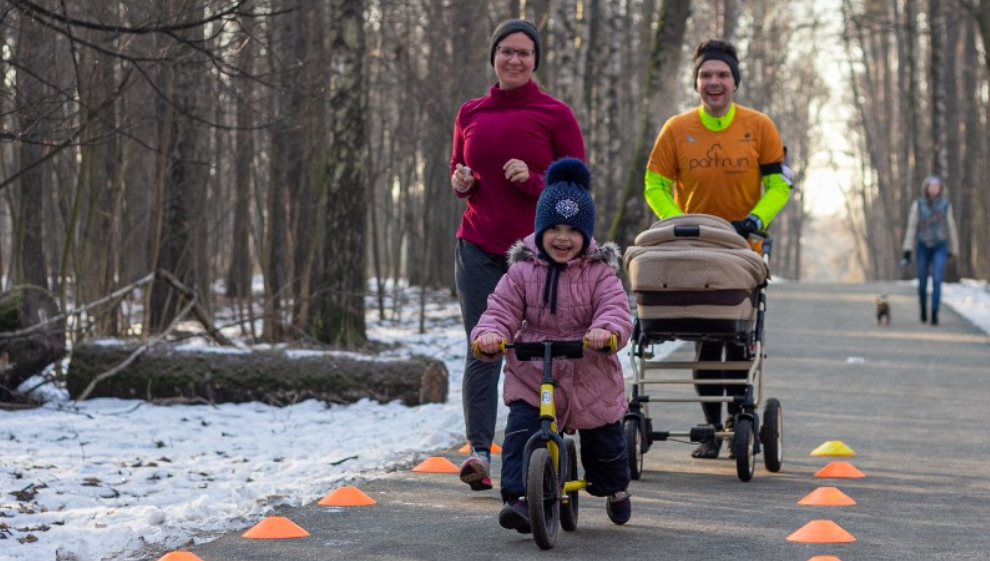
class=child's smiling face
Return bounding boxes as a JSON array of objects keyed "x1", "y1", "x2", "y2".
[{"x1": 541, "y1": 224, "x2": 584, "y2": 263}]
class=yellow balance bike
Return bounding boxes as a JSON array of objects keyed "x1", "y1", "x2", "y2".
[{"x1": 474, "y1": 336, "x2": 616, "y2": 550}]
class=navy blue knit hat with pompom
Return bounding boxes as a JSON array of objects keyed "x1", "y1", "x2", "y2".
[{"x1": 535, "y1": 158, "x2": 595, "y2": 254}]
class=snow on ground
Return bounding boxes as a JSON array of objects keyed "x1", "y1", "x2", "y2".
[
  {"x1": 1, "y1": 289, "x2": 485, "y2": 561},
  {"x1": 942, "y1": 278, "x2": 990, "y2": 333},
  {"x1": 2, "y1": 280, "x2": 989, "y2": 561}
]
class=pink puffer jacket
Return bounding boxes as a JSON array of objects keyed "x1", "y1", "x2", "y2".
[{"x1": 472, "y1": 234, "x2": 633, "y2": 430}]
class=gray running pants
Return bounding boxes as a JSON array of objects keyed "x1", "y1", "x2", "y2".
[{"x1": 455, "y1": 239, "x2": 509, "y2": 453}]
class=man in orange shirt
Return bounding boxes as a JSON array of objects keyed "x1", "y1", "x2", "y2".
[{"x1": 643, "y1": 39, "x2": 790, "y2": 459}]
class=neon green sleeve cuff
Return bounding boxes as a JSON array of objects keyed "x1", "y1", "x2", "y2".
[
  {"x1": 751, "y1": 173, "x2": 791, "y2": 226},
  {"x1": 644, "y1": 169, "x2": 682, "y2": 219}
]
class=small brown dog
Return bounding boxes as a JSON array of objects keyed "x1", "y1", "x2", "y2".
[{"x1": 875, "y1": 294, "x2": 891, "y2": 326}]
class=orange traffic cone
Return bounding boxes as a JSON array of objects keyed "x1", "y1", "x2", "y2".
[
  {"x1": 241, "y1": 516, "x2": 311, "y2": 539},
  {"x1": 157, "y1": 553, "x2": 206, "y2": 561},
  {"x1": 807, "y1": 556, "x2": 845, "y2": 561},
  {"x1": 786, "y1": 520, "x2": 856, "y2": 543},
  {"x1": 814, "y1": 461, "x2": 865, "y2": 479},
  {"x1": 810, "y1": 441, "x2": 855, "y2": 456},
  {"x1": 412, "y1": 456, "x2": 460, "y2": 473},
  {"x1": 798, "y1": 486, "x2": 857, "y2": 506},
  {"x1": 318, "y1": 486, "x2": 376, "y2": 506},
  {"x1": 458, "y1": 443, "x2": 503, "y2": 454}
]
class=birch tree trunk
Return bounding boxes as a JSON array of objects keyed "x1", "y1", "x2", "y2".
[
  {"x1": 929, "y1": 0, "x2": 949, "y2": 178},
  {"x1": 958, "y1": 20, "x2": 981, "y2": 276},
  {"x1": 906, "y1": 0, "x2": 927, "y2": 190},
  {"x1": 318, "y1": 0, "x2": 368, "y2": 347},
  {"x1": 550, "y1": 0, "x2": 585, "y2": 125},
  {"x1": 896, "y1": 0, "x2": 924, "y2": 278}
]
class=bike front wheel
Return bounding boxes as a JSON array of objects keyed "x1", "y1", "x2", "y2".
[{"x1": 526, "y1": 447, "x2": 560, "y2": 549}]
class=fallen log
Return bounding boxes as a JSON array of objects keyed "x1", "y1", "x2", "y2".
[
  {"x1": 0, "y1": 285, "x2": 66, "y2": 401},
  {"x1": 66, "y1": 341, "x2": 448, "y2": 406}
]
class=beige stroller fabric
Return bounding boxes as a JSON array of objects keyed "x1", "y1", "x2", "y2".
[{"x1": 624, "y1": 215, "x2": 770, "y2": 323}]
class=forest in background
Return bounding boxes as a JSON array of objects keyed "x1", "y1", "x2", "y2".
[{"x1": 1, "y1": 0, "x2": 988, "y2": 350}]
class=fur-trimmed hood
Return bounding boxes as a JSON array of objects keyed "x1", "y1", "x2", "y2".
[
  {"x1": 506, "y1": 234, "x2": 622, "y2": 272},
  {"x1": 471, "y1": 234, "x2": 633, "y2": 431}
]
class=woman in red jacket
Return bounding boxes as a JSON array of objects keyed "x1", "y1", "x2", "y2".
[{"x1": 450, "y1": 19, "x2": 585, "y2": 492}]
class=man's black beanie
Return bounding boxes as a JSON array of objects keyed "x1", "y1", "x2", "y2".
[{"x1": 490, "y1": 19, "x2": 542, "y2": 71}]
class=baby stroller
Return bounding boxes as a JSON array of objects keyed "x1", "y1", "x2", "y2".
[{"x1": 622, "y1": 214, "x2": 782, "y2": 482}]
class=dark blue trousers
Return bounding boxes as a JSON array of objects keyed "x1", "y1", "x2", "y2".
[
  {"x1": 916, "y1": 241, "x2": 948, "y2": 314},
  {"x1": 500, "y1": 400, "x2": 631, "y2": 502}
]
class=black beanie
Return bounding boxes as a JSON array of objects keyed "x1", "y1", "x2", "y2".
[
  {"x1": 490, "y1": 19, "x2": 541, "y2": 71},
  {"x1": 693, "y1": 49, "x2": 741, "y2": 90},
  {"x1": 535, "y1": 158, "x2": 595, "y2": 253}
]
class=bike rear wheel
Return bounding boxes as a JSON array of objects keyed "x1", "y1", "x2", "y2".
[{"x1": 560, "y1": 439, "x2": 579, "y2": 532}]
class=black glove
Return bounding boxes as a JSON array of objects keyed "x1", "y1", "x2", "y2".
[
  {"x1": 731, "y1": 215, "x2": 762, "y2": 238},
  {"x1": 902, "y1": 250, "x2": 911, "y2": 263}
]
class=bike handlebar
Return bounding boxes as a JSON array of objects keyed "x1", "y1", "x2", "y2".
[{"x1": 471, "y1": 335, "x2": 617, "y2": 359}]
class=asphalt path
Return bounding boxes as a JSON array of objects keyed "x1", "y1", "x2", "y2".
[{"x1": 144, "y1": 281, "x2": 990, "y2": 561}]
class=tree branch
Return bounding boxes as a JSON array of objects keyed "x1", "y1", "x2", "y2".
[
  {"x1": 0, "y1": 68, "x2": 132, "y2": 192},
  {"x1": 7, "y1": 0, "x2": 283, "y2": 35},
  {"x1": 155, "y1": 269, "x2": 236, "y2": 347},
  {"x1": 0, "y1": 273, "x2": 155, "y2": 341}
]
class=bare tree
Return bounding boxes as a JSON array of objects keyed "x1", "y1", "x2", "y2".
[
  {"x1": 11, "y1": 6, "x2": 53, "y2": 289},
  {"x1": 838, "y1": 0, "x2": 987, "y2": 281},
  {"x1": 930, "y1": 0, "x2": 949, "y2": 178},
  {"x1": 959, "y1": 1, "x2": 990, "y2": 275},
  {"x1": 148, "y1": 0, "x2": 212, "y2": 333},
  {"x1": 609, "y1": 0, "x2": 692, "y2": 247},
  {"x1": 4, "y1": 0, "x2": 984, "y2": 359},
  {"x1": 72, "y1": 15, "x2": 126, "y2": 336},
  {"x1": 225, "y1": 13, "x2": 258, "y2": 301},
  {"x1": 316, "y1": 0, "x2": 367, "y2": 347},
  {"x1": 718, "y1": 0, "x2": 742, "y2": 42},
  {"x1": 906, "y1": 0, "x2": 926, "y2": 192},
  {"x1": 957, "y1": 20, "x2": 983, "y2": 277}
]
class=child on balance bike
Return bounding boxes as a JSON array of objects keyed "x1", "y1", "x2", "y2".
[{"x1": 472, "y1": 157, "x2": 634, "y2": 533}]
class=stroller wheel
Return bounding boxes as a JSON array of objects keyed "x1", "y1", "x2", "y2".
[
  {"x1": 761, "y1": 398, "x2": 783, "y2": 472},
  {"x1": 733, "y1": 418, "x2": 755, "y2": 482},
  {"x1": 623, "y1": 417, "x2": 644, "y2": 480}
]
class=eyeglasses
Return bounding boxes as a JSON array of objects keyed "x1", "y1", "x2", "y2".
[{"x1": 495, "y1": 46, "x2": 535, "y2": 60}]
